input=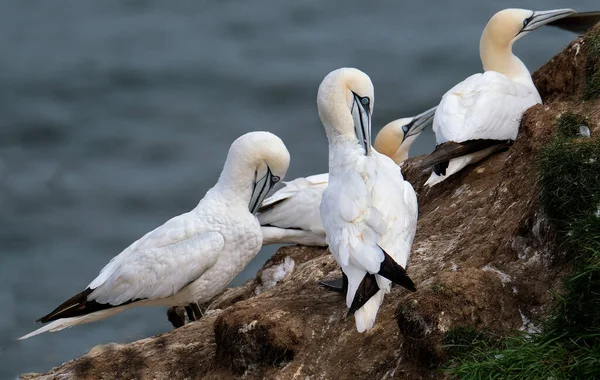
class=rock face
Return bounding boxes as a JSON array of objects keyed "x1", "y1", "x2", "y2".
[{"x1": 22, "y1": 26, "x2": 600, "y2": 380}]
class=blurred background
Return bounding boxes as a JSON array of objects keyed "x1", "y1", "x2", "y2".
[{"x1": 0, "y1": 0, "x2": 594, "y2": 377}]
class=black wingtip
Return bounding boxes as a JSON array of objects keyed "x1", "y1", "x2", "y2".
[
  {"x1": 377, "y1": 246, "x2": 417, "y2": 292},
  {"x1": 347, "y1": 273, "x2": 379, "y2": 316},
  {"x1": 36, "y1": 288, "x2": 132, "y2": 323},
  {"x1": 36, "y1": 288, "x2": 93, "y2": 323},
  {"x1": 421, "y1": 139, "x2": 513, "y2": 169},
  {"x1": 319, "y1": 273, "x2": 348, "y2": 294}
]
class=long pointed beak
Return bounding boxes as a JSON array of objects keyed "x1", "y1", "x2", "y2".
[
  {"x1": 249, "y1": 167, "x2": 278, "y2": 214},
  {"x1": 404, "y1": 106, "x2": 436, "y2": 141},
  {"x1": 351, "y1": 93, "x2": 372, "y2": 155},
  {"x1": 521, "y1": 9, "x2": 576, "y2": 33}
]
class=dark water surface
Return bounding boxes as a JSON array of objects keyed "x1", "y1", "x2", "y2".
[{"x1": 0, "y1": 0, "x2": 594, "y2": 377}]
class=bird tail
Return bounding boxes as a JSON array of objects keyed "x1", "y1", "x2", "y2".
[
  {"x1": 354, "y1": 288, "x2": 386, "y2": 333},
  {"x1": 18, "y1": 305, "x2": 130, "y2": 340},
  {"x1": 424, "y1": 171, "x2": 446, "y2": 187}
]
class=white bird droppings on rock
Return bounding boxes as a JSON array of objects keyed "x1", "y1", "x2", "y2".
[{"x1": 482, "y1": 265, "x2": 512, "y2": 285}]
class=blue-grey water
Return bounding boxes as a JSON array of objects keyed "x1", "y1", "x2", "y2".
[{"x1": 0, "y1": 0, "x2": 594, "y2": 377}]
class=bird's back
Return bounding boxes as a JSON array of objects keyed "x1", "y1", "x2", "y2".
[
  {"x1": 434, "y1": 71, "x2": 541, "y2": 144},
  {"x1": 258, "y1": 173, "x2": 329, "y2": 233}
]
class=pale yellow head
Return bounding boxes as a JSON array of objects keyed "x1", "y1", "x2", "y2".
[
  {"x1": 219, "y1": 131, "x2": 290, "y2": 214},
  {"x1": 480, "y1": 8, "x2": 575, "y2": 80},
  {"x1": 317, "y1": 68, "x2": 375, "y2": 155},
  {"x1": 374, "y1": 107, "x2": 436, "y2": 164}
]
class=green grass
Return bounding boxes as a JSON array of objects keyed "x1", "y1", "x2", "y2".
[
  {"x1": 555, "y1": 112, "x2": 590, "y2": 139},
  {"x1": 444, "y1": 121, "x2": 600, "y2": 379},
  {"x1": 538, "y1": 137, "x2": 600, "y2": 229},
  {"x1": 584, "y1": 29, "x2": 600, "y2": 100},
  {"x1": 448, "y1": 333, "x2": 600, "y2": 380}
]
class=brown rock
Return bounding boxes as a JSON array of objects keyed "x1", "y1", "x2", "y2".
[{"x1": 22, "y1": 24, "x2": 600, "y2": 380}]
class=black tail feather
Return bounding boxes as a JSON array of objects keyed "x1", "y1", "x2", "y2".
[
  {"x1": 347, "y1": 273, "x2": 379, "y2": 316},
  {"x1": 377, "y1": 246, "x2": 417, "y2": 292}
]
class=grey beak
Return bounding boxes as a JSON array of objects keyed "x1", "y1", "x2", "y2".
[
  {"x1": 249, "y1": 167, "x2": 279, "y2": 214},
  {"x1": 403, "y1": 106, "x2": 437, "y2": 142},
  {"x1": 520, "y1": 9, "x2": 576, "y2": 34},
  {"x1": 351, "y1": 92, "x2": 372, "y2": 155}
]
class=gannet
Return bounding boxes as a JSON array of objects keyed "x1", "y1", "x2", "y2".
[
  {"x1": 422, "y1": 8, "x2": 576, "y2": 187},
  {"x1": 258, "y1": 107, "x2": 435, "y2": 247},
  {"x1": 19, "y1": 131, "x2": 290, "y2": 339},
  {"x1": 317, "y1": 67, "x2": 418, "y2": 332}
]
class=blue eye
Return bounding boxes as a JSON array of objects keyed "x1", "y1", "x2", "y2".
[
  {"x1": 271, "y1": 176, "x2": 280, "y2": 183},
  {"x1": 402, "y1": 125, "x2": 409, "y2": 133},
  {"x1": 361, "y1": 97, "x2": 370, "y2": 106}
]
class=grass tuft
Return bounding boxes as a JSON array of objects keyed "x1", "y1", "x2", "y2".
[
  {"x1": 539, "y1": 138, "x2": 600, "y2": 229},
  {"x1": 556, "y1": 112, "x2": 590, "y2": 139},
  {"x1": 443, "y1": 327, "x2": 502, "y2": 359}
]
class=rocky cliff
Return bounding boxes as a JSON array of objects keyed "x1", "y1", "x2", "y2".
[{"x1": 22, "y1": 25, "x2": 600, "y2": 380}]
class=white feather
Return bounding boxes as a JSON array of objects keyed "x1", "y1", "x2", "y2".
[
  {"x1": 258, "y1": 174, "x2": 328, "y2": 246},
  {"x1": 433, "y1": 72, "x2": 540, "y2": 145}
]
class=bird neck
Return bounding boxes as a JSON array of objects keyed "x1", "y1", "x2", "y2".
[
  {"x1": 479, "y1": 35, "x2": 535, "y2": 89},
  {"x1": 391, "y1": 144, "x2": 409, "y2": 165},
  {"x1": 389, "y1": 134, "x2": 416, "y2": 165},
  {"x1": 327, "y1": 134, "x2": 368, "y2": 173},
  {"x1": 212, "y1": 157, "x2": 254, "y2": 206}
]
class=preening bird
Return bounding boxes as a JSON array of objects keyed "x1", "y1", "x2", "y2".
[
  {"x1": 19, "y1": 131, "x2": 290, "y2": 339},
  {"x1": 259, "y1": 107, "x2": 435, "y2": 247},
  {"x1": 317, "y1": 67, "x2": 418, "y2": 332},
  {"x1": 422, "y1": 8, "x2": 577, "y2": 186}
]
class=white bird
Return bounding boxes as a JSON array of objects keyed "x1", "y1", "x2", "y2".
[
  {"x1": 422, "y1": 8, "x2": 576, "y2": 186},
  {"x1": 19, "y1": 131, "x2": 290, "y2": 340},
  {"x1": 258, "y1": 107, "x2": 435, "y2": 247},
  {"x1": 317, "y1": 67, "x2": 418, "y2": 332}
]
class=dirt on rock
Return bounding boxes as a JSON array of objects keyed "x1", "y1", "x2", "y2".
[{"x1": 22, "y1": 24, "x2": 600, "y2": 380}]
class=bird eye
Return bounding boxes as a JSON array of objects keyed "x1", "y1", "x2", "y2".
[
  {"x1": 271, "y1": 176, "x2": 280, "y2": 183},
  {"x1": 523, "y1": 19, "x2": 528, "y2": 27},
  {"x1": 361, "y1": 97, "x2": 370, "y2": 106},
  {"x1": 402, "y1": 125, "x2": 409, "y2": 133}
]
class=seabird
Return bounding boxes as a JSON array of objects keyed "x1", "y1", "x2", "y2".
[
  {"x1": 317, "y1": 67, "x2": 418, "y2": 332},
  {"x1": 422, "y1": 8, "x2": 577, "y2": 186},
  {"x1": 19, "y1": 131, "x2": 290, "y2": 339},
  {"x1": 258, "y1": 107, "x2": 435, "y2": 247}
]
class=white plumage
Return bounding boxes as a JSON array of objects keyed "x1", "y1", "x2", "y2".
[
  {"x1": 317, "y1": 68, "x2": 418, "y2": 332},
  {"x1": 259, "y1": 108, "x2": 434, "y2": 247},
  {"x1": 433, "y1": 72, "x2": 540, "y2": 144},
  {"x1": 425, "y1": 8, "x2": 575, "y2": 186},
  {"x1": 20, "y1": 131, "x2": 290, "y2": 339},
  {"x1": 259, "y1": 173, "x2": 329, "y2": 246}
]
